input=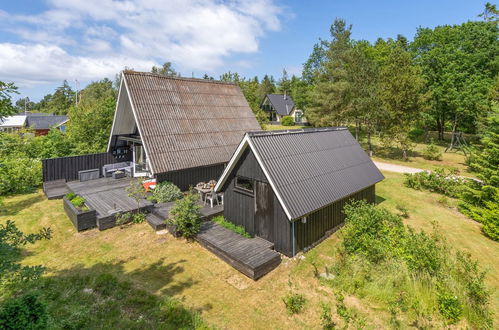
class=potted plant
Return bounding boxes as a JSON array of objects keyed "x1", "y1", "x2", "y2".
[{"x1": 63, "y1": 193, "x2": 96, "y2": 231}]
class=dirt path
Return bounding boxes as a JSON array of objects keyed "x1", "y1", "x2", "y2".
[{"x1": 373, "y1": 161, "x2": 426, "y2": 174}]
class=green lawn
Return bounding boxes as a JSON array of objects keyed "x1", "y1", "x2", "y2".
[
  {"x1": 264, "y1": 124, "x2": 308, "y2": 131},
  {"x1": 1, "y1": 171, "x2": 497, "y2": 328}
]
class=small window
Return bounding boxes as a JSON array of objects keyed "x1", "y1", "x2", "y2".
[{"x1": 235, "y1": 176, "x2": 254, "y2": 193}]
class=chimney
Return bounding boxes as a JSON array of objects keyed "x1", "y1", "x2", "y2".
[{"x1": 284, "y1": 91, "x2": 287, "y2": 100}]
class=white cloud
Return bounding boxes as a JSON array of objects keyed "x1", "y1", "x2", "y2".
[{"x1": 0, "y1": 0, "x2": 284, "y2": 86}]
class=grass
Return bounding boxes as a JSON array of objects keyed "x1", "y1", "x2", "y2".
[
  {"x1": 212, "y1": 215, "x2": 251, "y2": 238},
  {"x1": 0, "y1": 171, "x2": 497, "y2": 328},
  {"x1": 264, "y1": 124, "x2": 308, "y2": 131}
]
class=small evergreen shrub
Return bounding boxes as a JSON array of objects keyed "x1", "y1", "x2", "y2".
[
  {"x1": 282, "y1": 293, "x2": 306, "y2": 315},
  {"x1": 115, "y1": 212, "x2": 133, "y2": 226},
  {"x1": 0, "y1": 292, "x2": 48, "y2": 329},
  {"x1": 212, "y1": 216, "x2": 251, "y2": 238},
  {"x1": 281, "y1": 116, "x2": 294, "y2": 126},
  {"x1": 421, "y1": 141, "x2": 442, "y2": 161},
  {"x1": 167, "y1": 192, "x2": 201, "y2": 239},
  {"x1": 150, "y1": 181, "x2": 182, "y2": 203}
]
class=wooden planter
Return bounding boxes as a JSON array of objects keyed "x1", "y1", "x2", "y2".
[{"x1": 63, "y1": 197, "x2": 97, "y2": 232}]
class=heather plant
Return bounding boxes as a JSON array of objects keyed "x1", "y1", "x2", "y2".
[{"x1": 404, "y1": 168, "x2": 466, "y2": 197}]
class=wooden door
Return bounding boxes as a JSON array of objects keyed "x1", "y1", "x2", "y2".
[{"x1": 254, "y1": 181, "x2": 273, "y2": 241}]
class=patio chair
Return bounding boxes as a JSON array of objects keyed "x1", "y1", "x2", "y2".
[
  {"x1": 204, "y1": 190, "x2": 219, "y2": 208},
  {"x1": 217, "y1": 192, "x2": 224, "y2": 206}
]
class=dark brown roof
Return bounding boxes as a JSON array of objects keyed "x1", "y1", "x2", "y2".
[{"x1": 124, "y1": 72, "x2": 260, "y2": 174}]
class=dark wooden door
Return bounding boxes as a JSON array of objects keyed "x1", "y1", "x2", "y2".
[{"x1": 254, "y1": 181, "x2": 273, "y2": 241}]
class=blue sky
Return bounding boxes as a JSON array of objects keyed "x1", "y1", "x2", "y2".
[{"x1": 0, "y1": 0, "x2": 487, "y2": 101}]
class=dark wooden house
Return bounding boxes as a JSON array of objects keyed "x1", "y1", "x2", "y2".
[
  {"x1": 107, "y1": 71, "x2": 261, "y2": 190},
  {"x1": 215, "y1": 128, "x2": 384, "y2": 256}
]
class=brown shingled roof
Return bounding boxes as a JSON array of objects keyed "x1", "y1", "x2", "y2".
[{"x1": 123, "y1": 71, "x2": 260, "y2": 174}]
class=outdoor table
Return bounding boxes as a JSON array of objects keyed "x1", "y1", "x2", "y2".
[{"x1": 194, "y1": 186, "x2": 214, "y2": 202}]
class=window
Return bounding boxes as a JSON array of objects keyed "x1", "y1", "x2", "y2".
[
  {"x1": 295, "y1": 110, "x2": 303, "y2": 123},
  {"x1": 235, "y1": 176, "x2": 254, "y2": 193}
]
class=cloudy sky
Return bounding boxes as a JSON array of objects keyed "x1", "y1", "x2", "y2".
[{"x1": 0, "y1": 0, "x2": 485, "y2": 101}]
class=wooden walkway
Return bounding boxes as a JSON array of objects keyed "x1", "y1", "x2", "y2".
[
  {"x1": 66, "y1": 177, "x2": 153, "y2": 229},
  {"x1": 196, "y1": 222, "x2": 281, "y2": 280},
  {"x1": 147, "y1": 201, "x2": 223, "y2": 231}
]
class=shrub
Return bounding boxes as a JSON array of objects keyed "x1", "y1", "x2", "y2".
[
  {"x1": 404, "y1": 169, "x2": 465, "y2": 197},
  {"x1": 438, "y1": 292, "x2": 462, "y2": 324},
  {"x1": 151, "y1": 181, "x2": 182, "y2": 203},
  {"x1": 0, "y1": 157, "x2": 42, "y2": 195},
  {"x1": 319, "y1": 303, "x2": 335, "y2": 329},
  {"x1": 0, "y1": 292, "x2": 48, "y2": 329},
  {"x1": 212, "y1": 216, "x2": 251, "y2": 238},
  {"x1": 282, "y1": 293, "x2": 306, "y2": 315},
  {"x1": 281, "y1": 116, "x2": 294, "y2": 126},
  {"x1": 132, "y1": 212, "x2": 146, "y2": 224},
  {"x1": 64, "y1": 192, "x2": 76, "y2": 201},
  {"x1": 421, "y1": 141, "x2": 442, "y2": 161},
  {"x1": 327, "y1": 201, "x2": 493, "y2": 328},
  {"x1": 167, "y1": 192, "x2": 201, "y2": 239},
  {"x1": 70, "y1": 196, "x2": 86, "y2": 208},
  {"x1": 115, "y1": 212, "x2": 133, "y2": 226}
]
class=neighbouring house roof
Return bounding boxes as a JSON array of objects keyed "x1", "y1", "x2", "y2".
[
  {"x1": 26, "y1": 115, "x2": 68, "y2": 129},
  {"x1": 109, "y1": 71, "x2": 261, "y2": 174},
  {"x1": 265, "y1": 94, "x2": 295, "y2": 116},
  {"x1": 0, "y1": 115, "x2": 27, "y2": 127},
  {"x1": 216, "y1": 127, "x2": 384, "y2": 220}
]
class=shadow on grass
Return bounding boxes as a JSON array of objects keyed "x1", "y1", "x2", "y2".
[
  {"x1": 0, "y1": 193, "x2": 45, "y2": 216},
  {"x1": 22, "y1": 258, "x2": 207, "y2": 328},
  {"x1": 375, "y1": 195, "x2": 386, "y2": 205}
]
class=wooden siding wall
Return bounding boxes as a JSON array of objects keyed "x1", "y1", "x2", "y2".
[
  {"x1": 42, "y1": 152, "x2": 124, "y2": 182},
  {"x1": 222, "y1": 148, "x2": 293, "y2": 256},
  {"x1": 156, "y1": 163, "x2": 225, "y2": 192},
  {"x1": 295, "y1": 185, "x2": 375, "y2": 252}
]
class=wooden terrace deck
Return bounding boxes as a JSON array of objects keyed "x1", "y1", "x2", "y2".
[
  {"x1": 66, "y1": 177, "x2": 153, "y2": 230},
  {"x1": 196, "y1": 222, "x2": 281, "y2": 280}
]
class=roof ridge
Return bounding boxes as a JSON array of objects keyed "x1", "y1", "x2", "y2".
[
  {"x1": 247, "y1": 127, "x2": 347, "y2": 137},
  {"x1": 123, "y1": 70, "x2": 238, "y2": 86}
]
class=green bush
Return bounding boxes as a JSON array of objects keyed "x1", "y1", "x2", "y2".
[
  {"x1": 132, "y1": 212, "x2": 146, "y2": 224},
  {"x1": 115, "y1": 212, "x2": 133, "y2": 226},
  {"x1": 282, "y1": 293, "x2": 306, "y2": 315},
  {"x1": 319, "y1": 302, "x2": 335, "y2": 329},
  {"x1": 281, "y1": 116, "x2": 294, "y2": 126},
  {"x1": 438, "y1": 292, "x2": 462, "y2": 324},
  {"x1": 213, "y1": 215, "x2": 251, "y2": 238},
  {"x1": 70, "y1": 196, "x2": 86, "y2": 208},
  {"x1": 167, "y1": 192, "x2": 201, "y2": 239},
  {"x1": 421, "y1": 141, "x2": 442, "y2": 161},
  {"x1": 0, "y1": 292, "x2": 48, "y2": 329},
  {"x1": 328, "y1": 201, "x2": 492, "y2": 328},
  {"x1": 64, "y1": 192, "x2": 76, "y2": 201},
  {"x1": 150, "y1": 181, "x2": 182, "y2": 203},
  {"x1": 0, "y1": 157, "x2": 42, "y2": 195},
  {"x1": 404, "y1": 168, "x2": 465, "y2": 197}
]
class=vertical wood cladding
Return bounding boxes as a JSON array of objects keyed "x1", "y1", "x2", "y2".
[
  {"x1": 156, "y1": 163, "x2": 225, "y2": 192},
  {"x1": 295, "y1": 185, "x2": 375, "y2": 252}
]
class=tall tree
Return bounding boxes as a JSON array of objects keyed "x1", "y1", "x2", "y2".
[
  {"x1": 307, "y1": 19, "x2": 353, "y2": 126},
  {"x1": 151, "y1": 62, "x2": 178, "y2": 77},
  {"x1": 66, "y1": 79, "x2": 117, "y2": 153},
  {"x1": 40, "y1": 80, "x2": 75, "y2": 115},
  {"x1": 378, "y1": 45, "x2": 427, "y2": 160},
  {"x1": 257, "y1": 75, "x2": 276, "y2": 103},
  {"x1": 277, "y1": 69, "x2": 291, "y2": 94},
  {"x1": 412, "y1": 20, "x2": 498, "y2": 139},
  {"x1": 0, "y1": 81, "x2": 19, "y2": 118}
]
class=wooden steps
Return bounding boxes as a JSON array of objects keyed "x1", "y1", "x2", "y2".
[
  {"x1": 43, "y1": 180, "x2": 70, "y2": 199},
  {"x1": 146, "y1": 213, "x2": 167, "y2": 231}
]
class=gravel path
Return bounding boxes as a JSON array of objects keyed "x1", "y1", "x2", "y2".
[{"x1": 373, "y1": 161, "x2": 426, "y2": 174}]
